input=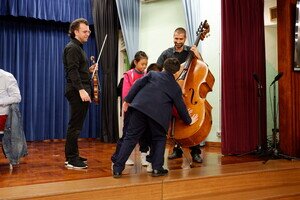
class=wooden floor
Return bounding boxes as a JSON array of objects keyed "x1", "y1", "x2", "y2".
[{"x1": 0, "y1": 139, "x2": 300, "y2": 200}]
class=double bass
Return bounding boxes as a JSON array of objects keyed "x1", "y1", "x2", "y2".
[{"x1": 172, "y1": 20, "x2": 215, "y2": 147}]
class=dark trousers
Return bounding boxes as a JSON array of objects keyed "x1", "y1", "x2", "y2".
[
  {"x1": 65, "y1": 90, "x2": 89, "y2": 161},
  {"x1": 113, "y1": 108, "x2": 166, "y2": 173},
  {"x1": 111, "y1": 108, "x2": 150, "y2": 163},
  {"x1": 111, "y1": 109, "x2": 131, "y2": 163}
]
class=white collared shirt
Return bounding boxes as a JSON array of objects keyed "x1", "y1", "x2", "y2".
[{"x1": 0, "y1": 69, "x2": 21, "y2": 115}]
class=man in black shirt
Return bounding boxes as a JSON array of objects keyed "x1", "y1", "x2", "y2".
[
  {"x1": 157, "y1": 27, "x2": 203, "y2": 163},
  {"x1": 63, "y1": 18, "x2": 96, "y2": 169}
]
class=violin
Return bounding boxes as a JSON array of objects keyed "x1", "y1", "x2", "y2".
[
  {"x1": 90, "y1": 34, "x2": 107, "y2": 105},
  {"x1": 172, "y1": 20, "x2": 215, "y2": 147},
  {"x1": 90, "y1": 56, "x2": 99, "y2": 104}
]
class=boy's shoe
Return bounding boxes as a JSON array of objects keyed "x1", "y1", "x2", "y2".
[
  {"x1": 125, "y1": 158, "x2": 134, "y2": 165},
  {"x1": 152, "y1": 168, "x2": 168, "y2": 177},
  {"x1": 191, "y1": 154, "x2": 203, "y2": 163},
  {"x1": 113, "y1": 171, "x2": 122, "y2": 178},
  {"x1": 168, "y1": 150, "x2": 183, "y2": 159},
  {"x1": 141, "y1": 152, "x2": 149, "y2": 166},
  {"x1": 146, "y1": 163, "x2": 152, "y2": 173},
  {"x1": 65, "y1": 156, "x2": 87, "y2": 165},
  {"x1": 66, "y1": 159, "x2": 88, "y2": 169}
]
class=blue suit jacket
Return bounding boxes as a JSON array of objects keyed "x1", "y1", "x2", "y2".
[{"x1": 124, "y1": 71, "x2": 191, "y2": 132}]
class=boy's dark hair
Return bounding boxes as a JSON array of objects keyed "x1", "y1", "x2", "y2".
[
  {"x1": 68, "y1": 18, "x2": 89, "y2": 38},
  {"x1": 163, "y1": 58, "x2": 180, "y2": 74},
  {"x1": 146, "y1": 63, "x2": 162, "y2": 73}
]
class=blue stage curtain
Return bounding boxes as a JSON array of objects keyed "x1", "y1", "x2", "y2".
[
  {"x1": 0, "y1": 0, "x2": 93, "y2": 24},
  {"x1": 0, "y1": 16, "x2": 100, "y2": 141}
]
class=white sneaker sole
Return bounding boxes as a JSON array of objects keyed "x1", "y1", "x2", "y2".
[
  {"x1": 66, "y1": 163, "x2": 88, "y2": 169},
  {"x1": 141, "y1": 161, "x2": 150, "y2": 166},
  {"x1": 65, "y1": 161, "x2": 87, "y2": 165},
  {"x1": 125, "y1": 160, "x2": 134, "y2": 165},
  {"x1": 146, "y1": 164, "x2": 152, "y2": 173}
]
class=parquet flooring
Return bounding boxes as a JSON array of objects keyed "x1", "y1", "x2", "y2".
[{"x1": 0, "y1": 139, "x2": 263, "y2": 188}]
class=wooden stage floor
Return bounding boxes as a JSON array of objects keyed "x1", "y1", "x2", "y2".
[{"x1": 0, "y1": 139, "x2": 300, "y2": 200}]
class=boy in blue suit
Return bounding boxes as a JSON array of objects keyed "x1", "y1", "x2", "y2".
[{"x1": 112, "y1": 58, "x2": 198, "y2": 178}]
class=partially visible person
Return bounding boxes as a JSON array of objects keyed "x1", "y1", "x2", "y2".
[
  {"x1": 157, "y1": 27, "x2": 203, "y2": 163},
  {"x1": 0, "y1": 69, "x2": 21, "y2": 134},
  {"x1": 146, "y1": 63, "x2": 163, "y2": 73},
  {"x1": 112, "y1": 58, "x2": 198, "y2": 178},
  {"x1": 143, "y1": 63, "x2": 163, "y2": 171},
  {"x1": 0, "y1": 68, "x2": 27, "y2": 166},
  {"x1": 63, "y1": 18, "x2": 97, "y2": 169},
  {"x1": 111, "y1": 51, "x2": 148, "y2": 166}
]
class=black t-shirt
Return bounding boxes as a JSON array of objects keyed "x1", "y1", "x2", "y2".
[{"x1": 156, "y1": 45, "x2": 191, "y2": 67}]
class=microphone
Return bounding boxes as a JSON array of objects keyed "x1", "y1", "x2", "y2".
[
  {"x1": 270, "y1": 72, "x2": 283, "y2": 86},
  {"x1": 253, "y1": 73, "x2": 261, "y2": 84}
]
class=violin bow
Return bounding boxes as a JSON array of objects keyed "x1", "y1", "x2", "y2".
[{"x1": 91, "y1": 34, "x2": 108, "y2": 79}]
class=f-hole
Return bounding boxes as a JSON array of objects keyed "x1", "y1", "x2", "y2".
[{"x1": 189, "y1": 88, "x2": 198, "y2": 105}]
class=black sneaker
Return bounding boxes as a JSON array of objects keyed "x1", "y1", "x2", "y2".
[
  {"x1": 79, "y1": 156, "x2": 87, "y2": 163},
  {"x1": 113, "y1": 171, "x2": 122, "y2": 178},
  {"x1": 65, "y1": 156, "x2": 87, "y2": 165},
  {"x1": 66, "y1": 159, "x2": 88, "y2": 169},
  {"x1": 191, "y1": 154, "x2": 203, "y2": 163},
  {"x1": 152, "y1": 168, "x2": 168, "y2": 177}
]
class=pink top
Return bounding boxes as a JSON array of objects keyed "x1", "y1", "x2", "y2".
[{"x1": 122, "y1": 68, "x2": 144, "y2": 100}]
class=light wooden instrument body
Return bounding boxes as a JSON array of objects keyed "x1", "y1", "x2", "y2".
[{"x1": 173, "y1": 58, "x2": 215, "y2": 147}]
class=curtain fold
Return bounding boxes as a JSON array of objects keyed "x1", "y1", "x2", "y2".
[
  {"x1": 92, "y1": 0, "x2": 120, "y2": 143},
  {"x1": 0, "y1": 16, "x2": 99, "y2": 141},
  {"x1": 0, "y1": 0, "x2": 93, "y2": 23},
  {"x1": 115, "y1": 0, "x2": 140, "y2": 61},
  {"x1": 221, "y1": 0, "x2": 267, "y2": 154},
  {"x1": 181, "y1": 0, "x2": 202, "y2": 49}
]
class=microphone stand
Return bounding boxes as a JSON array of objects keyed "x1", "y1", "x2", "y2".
[
  {"x1": 263, "y1": 77, "x2": 299, "y2": 163},
  {"x1": 239, "y1": 75, "x2": 264, "y2": 156}
]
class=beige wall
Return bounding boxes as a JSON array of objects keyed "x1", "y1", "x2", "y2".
[{"x1": 264, "y1": 0, "x2": 278, "y2": 139}]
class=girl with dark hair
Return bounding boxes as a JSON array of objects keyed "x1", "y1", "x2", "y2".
[{"x1": 111, "y1": 51, "x2": 149, "y2": 166}]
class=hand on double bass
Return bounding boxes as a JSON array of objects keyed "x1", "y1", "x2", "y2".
[
  {"x1": 188, "y1": 108, "x2": 198, "y2": 125},
  {"x1": 190, "y1": 114, "x2": 198, "y2": 126},
  {"x1": 190, "y1": 45, "x2": 201, "y2": 60}
]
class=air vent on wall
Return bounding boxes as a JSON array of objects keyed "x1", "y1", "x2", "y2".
[{"x1": 270, "y1": 6, "x2": 277, "y2": 21}]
